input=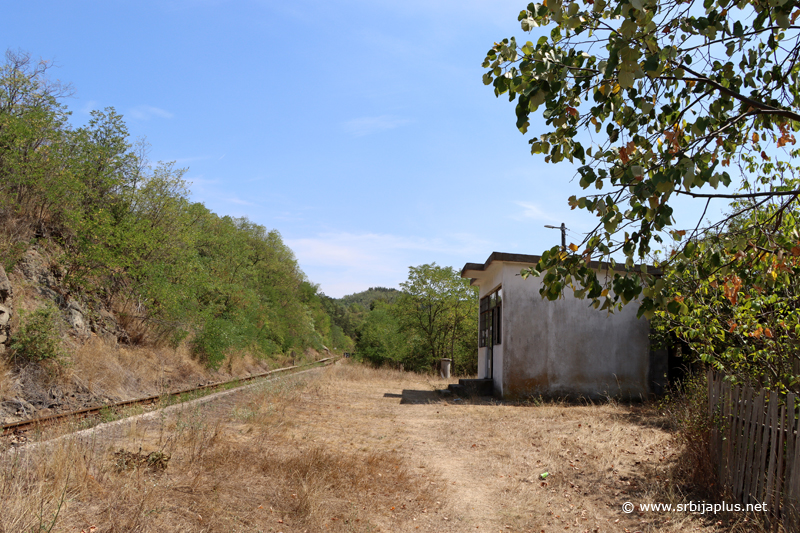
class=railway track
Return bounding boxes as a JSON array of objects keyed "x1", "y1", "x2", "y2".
[{"x1": 1, "y1": 356, "x2": 338, "y2": 438}]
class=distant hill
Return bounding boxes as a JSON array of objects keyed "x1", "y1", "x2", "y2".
[{"x1": 339, "y1": 287, "x2": 401, "y2": 309}]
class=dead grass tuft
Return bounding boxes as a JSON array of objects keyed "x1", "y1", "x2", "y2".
[
  {"x1": 113, "y1": 448, "x2": 170, "y2": 472},
  {"x1": 257, "y1": 445, "x2": 435, "y2": 530},
  {"x1": 0, "y1": 355, "x2": 13, "y2": 400},
  {"x1": 69, "y1": 336, "x2": 209, "y2": 401}
]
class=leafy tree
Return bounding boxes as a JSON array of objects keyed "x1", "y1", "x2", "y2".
[
  {"x1": 394, "y1": 263, "x2": 478, "y2": 373},
  {"x1": 651, "y1": 199, "x2": 800, "y2": 391},
  {"x1": 484, "y1": 0, "x2": 800, "y2": 318},
  {"x1": 355, "y1": 301, "x2": 410, "y2": 367},
  {"x1": 0, "y1": 50, "x2": 75, "y2": 234}
]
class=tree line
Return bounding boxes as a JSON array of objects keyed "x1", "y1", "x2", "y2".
[{"x1": 342, "y1": 265, "x2": 479, "y2": 375}]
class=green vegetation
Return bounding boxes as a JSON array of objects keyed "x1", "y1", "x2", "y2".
[
  {"x1": 10, "y1": 304, "x2": 65, "y2": 361},
  {"x1": 651, "y1": 200, "x2": 800, "y2": 393},
  {"x1": 0, "y1": 50, "x2": 479, "y2": 374},
  {"x1": 339, "y1": 287, "x2": 401, "y2": 309},
  {"x1": 0, "y1": 50, "x2": 346, "y2": 365},
  {"x1": 352, "y1": 264, "x2": 478, "y2": 374}
]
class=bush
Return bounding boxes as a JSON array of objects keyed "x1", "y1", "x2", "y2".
[
  {"x1": 191, "y1": 313, "x2": 282, "y2": 370},
  {"x1": 10, "y1": 305, "x2": 65, "y2": 361}
]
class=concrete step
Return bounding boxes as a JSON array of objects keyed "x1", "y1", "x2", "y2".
[
  {"x1": 446, "y1": 383, "x2": 465, "y2": 395},
  {"x1": 447, "y1": 378, "x2": 493, "y2": 397}
]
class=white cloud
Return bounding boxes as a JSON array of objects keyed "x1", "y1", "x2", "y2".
[
  {"x1": 514, "y1": 201, "x2": 561, "y2": 223},
  {"x1": 342, "y1": 115, "x2": 411, "y2": 137},
  {"x1": 226, "y1": 197, "x2": 258, "y2": 207},
  {"x1": 128, "y1": 105, "x2": 174, "y2": 121},
  {"x1": 79, "y1": 100, "x2": 99, "y2": 114}
]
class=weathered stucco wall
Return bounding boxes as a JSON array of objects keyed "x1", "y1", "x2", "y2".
[{"x1": 500, "y1": 263, "x2": 651, "y2": 400}]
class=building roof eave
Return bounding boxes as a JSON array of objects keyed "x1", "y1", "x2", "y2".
[{"x1": 460, "y1": 251, "x2": 660, "y2": 282}]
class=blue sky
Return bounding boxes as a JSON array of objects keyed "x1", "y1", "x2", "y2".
[{"x1": 4, "y1": 0, "x2": 722, "y2": 297}]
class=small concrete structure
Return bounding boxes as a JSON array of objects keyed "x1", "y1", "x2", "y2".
[{"x1": 461, "y1": 252, "x2": 666, "y2": 400}]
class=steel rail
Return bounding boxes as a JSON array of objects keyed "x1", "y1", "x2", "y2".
[{"x1": 2, "y1": 356, "x2": 338, "y2": 436}]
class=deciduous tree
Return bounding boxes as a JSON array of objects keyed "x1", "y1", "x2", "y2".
[
  {"x1": 484, "y1": 0, "x2": 800, "y2": 318},
  {"x1": 394, "y1": 263, "x2": 478, "y2": 373}
]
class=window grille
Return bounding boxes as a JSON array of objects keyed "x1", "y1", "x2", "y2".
[{"x1": 479, "y1": 287, "x2": 502, "y2": 348}]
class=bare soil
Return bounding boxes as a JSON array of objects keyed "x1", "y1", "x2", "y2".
[{"x1": 0, "y1": 361, "x2": 763, "y2": 532}]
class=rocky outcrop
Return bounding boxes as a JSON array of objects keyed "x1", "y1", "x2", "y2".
[
  {"x1": 15, "y1": 247, "x2": 121, "y2": 342},
  {"x1": 18, "y1": 249, "x2": 63, "y2": 305},
  {"x1": 0, "y1": 265, "x2": 11, "y2": 354}
]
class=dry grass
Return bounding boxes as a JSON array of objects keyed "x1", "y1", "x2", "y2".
[
  {"x1": 0, "y1": 355, "x2": 12, "y2": 400},
  {"x1": 0, "y1": 368, "x2": 438, "y2": 532},
  {"x1": 68, "y1": 336, "x2": 210, "y2": 401},
  {"x1": 0, "y1": 361, "x2": 771, "y2": 532}
]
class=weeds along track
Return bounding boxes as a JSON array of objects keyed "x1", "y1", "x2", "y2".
[{"x1": 1, "y1": 357, "x2": 338, "y2": 443}]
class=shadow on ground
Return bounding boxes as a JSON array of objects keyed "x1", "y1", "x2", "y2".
[
  {"x1": 384, "y1": 390, "x2": 499, "y2": 405},
  {"x1": 383, "y1": 390, "x2": 446, "y2": 404}
]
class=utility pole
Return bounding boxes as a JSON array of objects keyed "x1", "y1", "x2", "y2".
[{"x1": 544, "y1": 223, "x2": 567, "y2": 251}]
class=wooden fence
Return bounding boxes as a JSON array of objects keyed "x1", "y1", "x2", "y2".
[{"x1": 708, "y1": 371, "x2": 800, "y2": 530}]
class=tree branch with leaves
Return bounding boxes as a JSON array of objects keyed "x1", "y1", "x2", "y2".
[{"x1": 485, "y1": 0, "x2": 800, "y2": 318}]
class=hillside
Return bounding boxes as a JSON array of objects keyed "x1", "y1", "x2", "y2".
[
  {"x1": 338, "y1": 287, "x2": 401, "y2": 309},
  {"x1": 0, "y1": 51, "x2": 350, "y2": 423}
]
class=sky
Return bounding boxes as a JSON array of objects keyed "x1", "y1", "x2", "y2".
[{"x1": 3, "y1": 0, "x2": 726, "y2": 297}]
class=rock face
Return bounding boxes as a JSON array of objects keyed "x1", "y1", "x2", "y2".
[
  {"x1": 14, "y1": 247, "x2": 117, "y2": 340},
  {"x1": 0, "y1": 265, "x2": 12, "y2": 354}
]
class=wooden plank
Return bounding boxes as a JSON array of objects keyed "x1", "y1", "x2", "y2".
[
  {"x1": 721, "y1": 381, "x2": 732, "y2": 486},
  {"x1": 708, "y1": 369, "x2": 715, "y2": 413},
  {"x1": 744, "y1": 390, "x2": 765, "y2": 504},
  {"x1": 725, "y1": 384, "x2": 740, "y2": 490},
  {"x1": 734, "y1": 386, "x2": 754, "y2": 501},
  {"x1": 785, "y1": 393, "x2": 797, "y2": 511},
  {"x1": 742, "y1": 390, "x2": 758, "y2": 504},
  {"x1": 709, "y1": 372, "x2": 719, "y2": 471},
  {"x1": 729, "y1": 384, "x2": 744, "y2": 494},
  {"x1": 785, "y1": 413, "x2": 800, "y2": 532},
  {"x1": 765, "y1": 391, "x2": 779, "y2": 515},
  {"x1": 743, "y1": 386, "x2": 758, "y2": 502},
  {"x1": 770, "y1": 404, "x2": 789, "y2": 523},
  {"x1": 744, "y1": 387, "x2": 758, "y2": 501},
  {"x1": 753, "y1": 391, "x2": 772, "y2": 503},
  {"x1": 784, "y1": 395, "x2": 798, "y2": 531},
  {"x1": 753, "y1": 391, "x2": 777, "y2": 503}
]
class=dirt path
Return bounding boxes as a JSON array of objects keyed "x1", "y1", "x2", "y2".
[{"x1": 286, "y1": 364, "x2": 725, "y2": 532}]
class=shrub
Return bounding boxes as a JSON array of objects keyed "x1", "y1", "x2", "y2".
[{"x1": 10, "y1": 304, "x2": 65, "y2": 361}]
